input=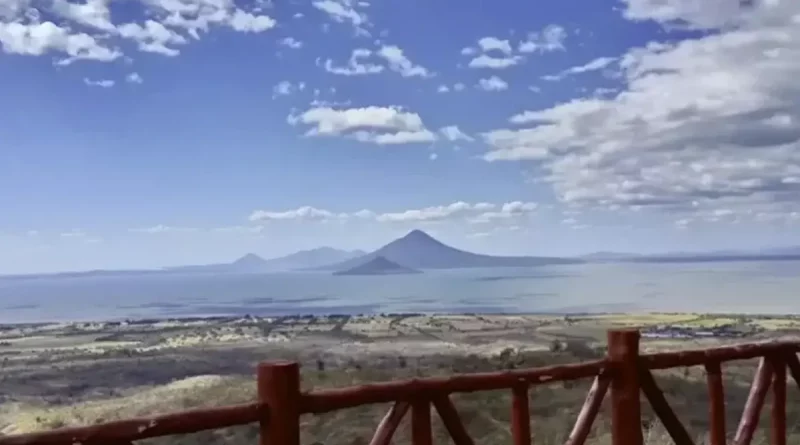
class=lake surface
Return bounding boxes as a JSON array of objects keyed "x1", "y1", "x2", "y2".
[{"x1": 1, "y1": 261, "x2": 799, "y2": 323}]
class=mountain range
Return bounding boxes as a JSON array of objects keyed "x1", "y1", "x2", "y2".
[{"x1": 4, "y1": 230, "x2": 800, "y2": 279}]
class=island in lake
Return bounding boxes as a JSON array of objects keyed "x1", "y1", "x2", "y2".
[{"x1": 333, "y1": 256, "x2": 422, "y2": 276}]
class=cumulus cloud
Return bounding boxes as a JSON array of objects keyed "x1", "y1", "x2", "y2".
[
  {"x1": 117, "y1": 20, "x2": 187, "y2": 56},
  {"x1": 249, "y1": 201, "x2": 538, "y2": 225},
  {"x1": 323, "y1": 45, "x2": 430, "y2": 77},
  {"x1": 518, "y1": 24, "x2": 566, "y2": 53},
  {"x1": 323, "y1": 48, "x2": 383, "y2": 75},
  {"x1": 313, "y1": 0, "x2": 368, "y2": 34},
  {"x1": 0, "y1": 21, "x2": 120, "y2": 62},
  {"x1": 376, "y1": 45, "x2": 430, "y2": 77},
  {"x1": 482, "y1": 0, "x2": 800, "y2": 226},
  {"x1": 477, "y1": 36, "x2": 512, "y2": 54},
  {"x1": 279, "y1": 36, "x2": 302, "y2": 48},
  {"x1": 0, "y1": 0, "x2": 275, "y2": 63},
  {"x1": 468, "y1": 54, "x2": 522, "y2": 69},
  {"x1": 464, "y1": 36, "x2": 524, "y2": 70},
  {"x1": 477, "y1": 76, "x2": 508, "y2": 91},
  {"x1": 287, "y1": 105, "x2": 436, "y2": 145}
]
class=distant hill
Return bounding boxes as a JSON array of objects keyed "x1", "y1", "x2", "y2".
[
  {"x1": 169, "y1": 247, "x2": 366, "y2": 273},
  {"x1": 579, "y1": 247, "x2": 800, "y2": 264},
  {"x1": 333, "y1": 256, "x2": 421, "y2": 276},
  {"x1": 320, "y1": 229, "x2": 583, "y2": 271},
  {"x1": 579, "y1": 252, "x2": 642, "y2": 261},
  {"x1": 2, "y1": 248, "x2": 366, "y2": 280}
]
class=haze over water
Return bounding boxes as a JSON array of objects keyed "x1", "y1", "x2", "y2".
[{"x1": 2, "y1": 260, "x2": 799, "y2": 323}]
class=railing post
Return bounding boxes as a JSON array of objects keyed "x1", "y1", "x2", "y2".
[
  {"x1": 411, "y1": 399, "x2": 433, "y2": 445},
  {"x1": 258, "y1": 360, "x2": 301, "y2": 445},
  {"x1": 705, "y1": 362, "x2": 727, "y2": 445},
  {"x1": 771, "y1": 356, "x2": 786, "y2": 445},
  {"x1": 608, "y1": 329, "x2": 643, "y2": 445},
  {"x1": 511, "y1": 382, "x2": 531, "y2": 445}
]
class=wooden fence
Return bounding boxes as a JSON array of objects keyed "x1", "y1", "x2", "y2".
[{"x1": 1, "y1": 329, "x2": 799, "y2": 445}]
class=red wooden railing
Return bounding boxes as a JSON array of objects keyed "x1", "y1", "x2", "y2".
[{"x1": 1, "y1": 329, "x2": 798, "y2": 445}]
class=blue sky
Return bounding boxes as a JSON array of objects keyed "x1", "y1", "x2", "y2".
[{"x1": 2, "y1": 0, "x2": 800, "y2": 273}]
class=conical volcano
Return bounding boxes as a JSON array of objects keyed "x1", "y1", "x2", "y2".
[{"x1": 320, "y1": 230, "x2": 582, "y2": 271}]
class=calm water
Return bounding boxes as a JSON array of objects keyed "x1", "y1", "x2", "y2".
[{"x1": 1, "y1": 261, "x2": 799, "y2": 323}]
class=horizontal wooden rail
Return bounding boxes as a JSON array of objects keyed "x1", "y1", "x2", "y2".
[
  {"x1": 0, "y1": 402, "x2": 264, "y2": 445},
  {"x1": 640, "y1": 341, "x2": 799, "y2": 370},
  {"x1": 300, "y1": 358, "x2": 608, "y2": 413}
]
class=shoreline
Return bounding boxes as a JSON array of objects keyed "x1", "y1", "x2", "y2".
[{"x1": 2, "y1": 309, "x2": 799, "y2": 328}]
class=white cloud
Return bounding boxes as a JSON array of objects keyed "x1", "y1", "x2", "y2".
[
  {"x1": 477, "y1": 36, "x2": 512, "y2": 55},
  {"x1": 130, "y1": 225, "x2": 200, "y2": 234},
  {"x1": 84, "y1": 77, "x2": 114, "y2": 87},
  {"x1": 477, "y1": 76, "x2": 508, "y2": 91},
  {"x1": 541, "y1": 56, "x2": 617, "y2": 81},
  {"x1": 288, "y1": 105, "x2": 436, "y2": 145},
  {"x1": 249, "y1": 201, "x2": 538, "y2": 225},
  {"x1": 117, "y1": 20, "x2": 187, "y2": 56},
  {"x1": 468, "y1": 54, "x2": 522, "y2": 69},
  {"x1": 324, "y1": 45, "x2": 430, "y2": 78},
  {"x1": 464, "y1": 36, "x2": 524, "y2": 70},
  {"x1": 250, "y1": 206, "x2": 337, "y2": 222},
  {"x1": 273, "y1": 80, "x2": 305, "y2": 97},
  {"x1": 439, "y1": 125, "x2": 474, "y2": 142},
  {"x1": 376, "y1": 45, "x2": 430, "y2": 77},
  {"x1": 482, "y1": 0, "x2": 800, "y2": 226},
  {"x1": 437, "y1": 83, "x2": 465, "y2": 93},
  {"x1": 279, "y1": 36, "x2": 302, "y2": 48},
  {"x1": 313, "y1": 0, "x2": 367, "y2": 28},
  {"x1": 323, "y1": 48, "x2": 383, "y2": 75},
  {"x1": 0, "y1": 21, "x2": 120, "y2": 62},
  {"x1": 51, "y1": 0, "x2": 114, "y2": 31},
  {"x1": 0, "y1": 0, "x2": 276, "y2": 63},
  {"x1": 518, "y1": 24, "x2": 566, "y2": 53},
  {"x1": 126, "y1": 72, "x2": 143, "y2": 83},
  {"x1": 228, "y1": 9, "x2": 276, "y2": 32}
]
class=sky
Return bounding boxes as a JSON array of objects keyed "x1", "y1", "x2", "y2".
[{"x1": 2, "y1": 0, "x2": 800, "y2": 274}]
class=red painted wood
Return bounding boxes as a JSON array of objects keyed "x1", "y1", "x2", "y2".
[
  {"x1": 411, "y1": 399, "x2": 432, "y2": 445},
  {"x1": 369, "y1": 402, "x2": 409, "y2": 445},
  {"x1": 639, "y1": 367, "x2": 695, "y2": 445},
  {"x1": 511, "y1": 383, "x2": 531, "y2": 445},
  {"x1": 432, "y1": 396, "x2": 475, "y2": 445},
  {"x1": 771, "y1": 356, "x2": 786, "y2": 445},
  {"x1": 608, "y1": 329, "x2": 643, "y2": 445},
  {"x1": 705, "y1": 362, "x2": 727, "y2": 445},
  {"x1": 565, "y1": 375, "x2": 609, "y2": 445},
  {"x1": 733, "y1": 358, "x2": 773, "y2": 445},
  {"x1": 301, "y1": 360, "x2": 607, "y2": 414},
  {"x1": 258, "y1": 361, "x2": 301, "y2": 445},
  {"x1": 0, "y1": 403, "x2": 263, "y2": 445}
]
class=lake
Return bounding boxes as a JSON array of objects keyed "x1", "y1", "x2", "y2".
[{"x1": 1, "y1": 260, "x2": 799, "y2": 323}]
